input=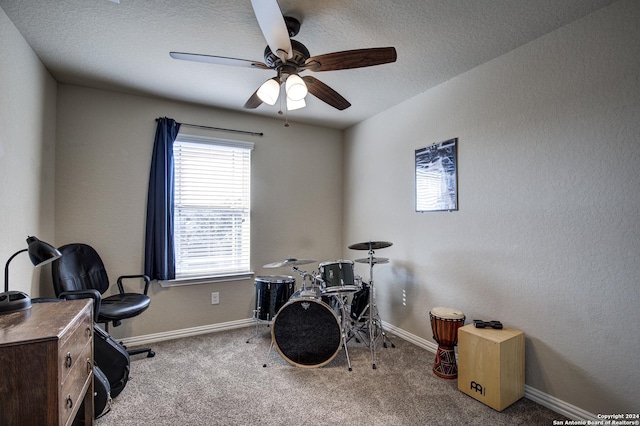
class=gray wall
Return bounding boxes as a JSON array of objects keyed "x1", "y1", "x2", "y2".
[
  {"x1": 343, "y1": 0, "x2": 639, "y2": 415},
  {"x1": 54, "y1": 85, "x2": 344, "y2": 338},
  {"x1": 0, "y1": 6, "x2": 57, "y2": 296}
]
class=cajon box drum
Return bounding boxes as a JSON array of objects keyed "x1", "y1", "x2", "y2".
[{"x1": 457, "y1": 324, "x2": 525, "y2": 411}]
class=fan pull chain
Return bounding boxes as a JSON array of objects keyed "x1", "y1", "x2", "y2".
[
  {"x1": 283, "y1": 106, "x2": 290, "y2": 127},
  {"x1": 276, "y1": 85, "x2": 290, "y2": 127}
]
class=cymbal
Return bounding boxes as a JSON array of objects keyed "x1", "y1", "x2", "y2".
[
  {"x1": 348, "y1": 241, "x2": 393, "y2": 250},
  {"x1": 355, "y1": 257, "x2": 389, "y2": 264},
  {"x1": 263, "y1": 258, "x2": 316, "y2": 268}
]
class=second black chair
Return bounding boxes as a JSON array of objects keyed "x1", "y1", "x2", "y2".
[{"x1": 51, "y1": 243, "x2": 155, "y2": 357}]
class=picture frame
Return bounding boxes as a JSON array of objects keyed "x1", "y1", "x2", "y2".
[{"x1": 415, "y1": 138, "x2": 458, "y2": 212}]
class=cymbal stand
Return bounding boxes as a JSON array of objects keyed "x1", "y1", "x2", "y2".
[{"x1": 353, "y1": 248, "x2": 395, "y2": 369}]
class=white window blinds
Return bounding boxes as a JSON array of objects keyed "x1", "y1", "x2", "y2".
[{"x1": 173, "y1": 135, "x2": 252, "y2": 279}]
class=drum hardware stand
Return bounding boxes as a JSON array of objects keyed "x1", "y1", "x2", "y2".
[
  {"x1": 348, "y1": 243, "x2": 396, "y2": 369},
  {"x1": 291, "y1": 266, "x2": 319, "y2": 294},
  {"x1": 246, "y1": 306, "x2": 271, "y2": 343},
  {"x1": 332, "y1": 294, "x2": 353, "y2": 371},
  {"x1": 347, "y1": 285, "x2": 395, "y2": 369},
  {"x1": 263, "y1": 339, "x2": 274, "y2": 368}
]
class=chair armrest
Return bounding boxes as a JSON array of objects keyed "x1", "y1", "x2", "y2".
[
  {"x1": 117, "y1": 274, "x2": 152, "y2": 295},
  {"x1": 59, "y1": 289, "x2": 102, "y2": 322}
]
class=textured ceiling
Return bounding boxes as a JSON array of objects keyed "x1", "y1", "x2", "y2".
[{"x1": 1, "y1": 0, "x2": 617, "y2": 129}]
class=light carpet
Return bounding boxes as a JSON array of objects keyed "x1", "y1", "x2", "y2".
[{"x1": 96, "y1": 326, "x2": 567, "y2": 425}]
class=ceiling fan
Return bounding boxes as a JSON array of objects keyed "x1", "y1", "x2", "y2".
[{"x1": 170, "y1": 0, "x2": 397, "y2": 112}]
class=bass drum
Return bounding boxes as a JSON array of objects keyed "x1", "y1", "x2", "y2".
[{"x1": 272, "y1": 295, "x2": 342, "y2": 368}]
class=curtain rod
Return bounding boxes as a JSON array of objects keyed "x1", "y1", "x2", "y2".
[{"x1": 156, "y1": 118, "x2": 263, "y2": 137}]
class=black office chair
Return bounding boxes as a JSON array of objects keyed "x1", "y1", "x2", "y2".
[{"x1": 51, "y1": 243, "x2": 155, "y2": 357}]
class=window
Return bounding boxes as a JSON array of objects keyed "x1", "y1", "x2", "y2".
[{"x1": 172, "y1": 134, "x2": 253, "y2": 281}]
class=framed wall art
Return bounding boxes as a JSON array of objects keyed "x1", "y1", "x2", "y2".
[{"x1": 415, "y1": 138, "x2": 458, "y2": 212}]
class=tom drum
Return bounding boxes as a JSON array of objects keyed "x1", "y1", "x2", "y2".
[
  {"x1": 254, "y1": 275, "x2": 295, "y2": 322},
  {"x1": 319, "y1": 260, "x2": 359, "y2": 293}
]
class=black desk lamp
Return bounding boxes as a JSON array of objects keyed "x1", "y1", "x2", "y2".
[{"x1": 1, "y1": 236, "x2": 62, "y2": 314}]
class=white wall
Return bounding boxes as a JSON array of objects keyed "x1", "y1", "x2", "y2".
[
  {"x1": 343, "y1": 0, "x2": 639, "y2": 415},
  {"x1": 0, "y1": 7, "x2": 57, "y2": 297},
  {"x1": 55, "y1": 85, "x2": 343, "y2": 338}
]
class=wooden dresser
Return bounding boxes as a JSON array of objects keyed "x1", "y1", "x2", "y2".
[{"x1": 0, "y1": 299, "x2": 94, "y2": 426}]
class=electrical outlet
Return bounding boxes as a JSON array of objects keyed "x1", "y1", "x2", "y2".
[{"x1": 211, "y1": 292, "x2": 219, "y2": 305}]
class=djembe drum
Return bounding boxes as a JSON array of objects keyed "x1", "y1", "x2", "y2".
[{"x1": 429, "y1": 307, "x2": 466, "y2": 379}]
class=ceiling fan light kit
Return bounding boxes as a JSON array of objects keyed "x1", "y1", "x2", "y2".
[
  {"x1": 285, "y1": 74, "x2": 307, "y2": 101},
  {"x1": 257, "y1": 78, "x2": 280, "y2": 105},
  {"x1": 169, "y1": 0, "x2": 397, "y2": 118},
  {"x1": 286, "y1": 97, "x2": 306, "y2": 111}
]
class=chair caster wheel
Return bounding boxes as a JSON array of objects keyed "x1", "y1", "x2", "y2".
[{"x1": 147, "y1": 351, "x2": 155, "y2": 358}]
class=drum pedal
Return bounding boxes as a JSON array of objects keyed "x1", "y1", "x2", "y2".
[{"x1": 473, "y1": 319, "x2": 503, "y2": 329}]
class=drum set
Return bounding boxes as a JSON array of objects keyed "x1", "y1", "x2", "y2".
[{"x1": 248, "y1": 241, "x2": 395, "y2": 370}]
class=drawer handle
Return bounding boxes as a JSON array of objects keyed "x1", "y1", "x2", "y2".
[
  {"x1": 66, "y1": 394, "x2": 73, "y2": 409},
  {"x1": 86, "y1": 359, "x2": 92, "y2": 375},
  {"x1": 65, "y1": 352, "x2": 73, "y2": 368},
  {"x1": 86, "y1": 326, "x2": 92, "y2": 337}
]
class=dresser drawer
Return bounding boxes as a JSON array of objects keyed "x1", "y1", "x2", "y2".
[
  {"x1": 59, "y1": 307, "x2": 93, "y2": 383},
  {"x1": 60, "y1": 339, "x2": 93, "y2": 426}
]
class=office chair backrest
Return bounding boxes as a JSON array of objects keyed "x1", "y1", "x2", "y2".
[{"x1": 52, "y1": 243, "x2": 110, "y2": 296}]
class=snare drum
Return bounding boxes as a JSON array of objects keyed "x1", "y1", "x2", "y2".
[
  {"x1": 272, "y1": 294, "x2": 342, "y2": 368},
  {"x1": 254, "y1": 275, "x2": 295, "y2": 322},
  {"x1": 429, "y1": 307, "x2": 465, "y2": 379},
  {"x1": 319, "y1": 260, "x2": 359, "y2": 293}
]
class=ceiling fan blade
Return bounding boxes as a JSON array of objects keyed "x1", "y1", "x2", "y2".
[
  {"x1": 244, "y1": 90, "x2": 264, "y2": 109},
  {"x1": 170, "y1": 52, "x2": 270, "y2": 69},
  {"x1": 305, "y1": 47, "x2": 397, "y2": 72},
  {"x1": 302, "y1": 76, "x2": 351, "y2": 110},
  {"x1": 244, "y1": 77, "x2": 280, "y2": 109},
  {"x1": 251, "y1": 0, "x2": 292, "y2": 61}
]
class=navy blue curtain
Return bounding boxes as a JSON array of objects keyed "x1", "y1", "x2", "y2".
[{"x1": 144, "y1": 117, "x2": 181, "y2": 280}]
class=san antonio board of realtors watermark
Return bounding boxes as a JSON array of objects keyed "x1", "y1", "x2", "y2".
[{"x1": 554, "y1": 413, "x2": 639, "y2": 425}]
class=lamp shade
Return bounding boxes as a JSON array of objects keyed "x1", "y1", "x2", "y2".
[
  {"x1": 286, "y1": 97, "x2": 306, "y2": 111},
  {"x1": 257, "y1": 78, "x2": 280, "y2": 105},
  {"x1": 285, "y1": 74, "x2": 307, "y2": 101},
  {"x1": 26, "y1": 236, "x2": 62, "y2": 267}
]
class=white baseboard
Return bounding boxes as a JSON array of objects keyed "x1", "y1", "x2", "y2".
[
  {"x1": 119, "y1": 318, "x2": 254, "y2": 347},
  {"x1": 121, "y1": 318, "x2": 597, "y2": 422},
  {"x1": 523, "y1": 386, "x2": 599, "y2": 422}
]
